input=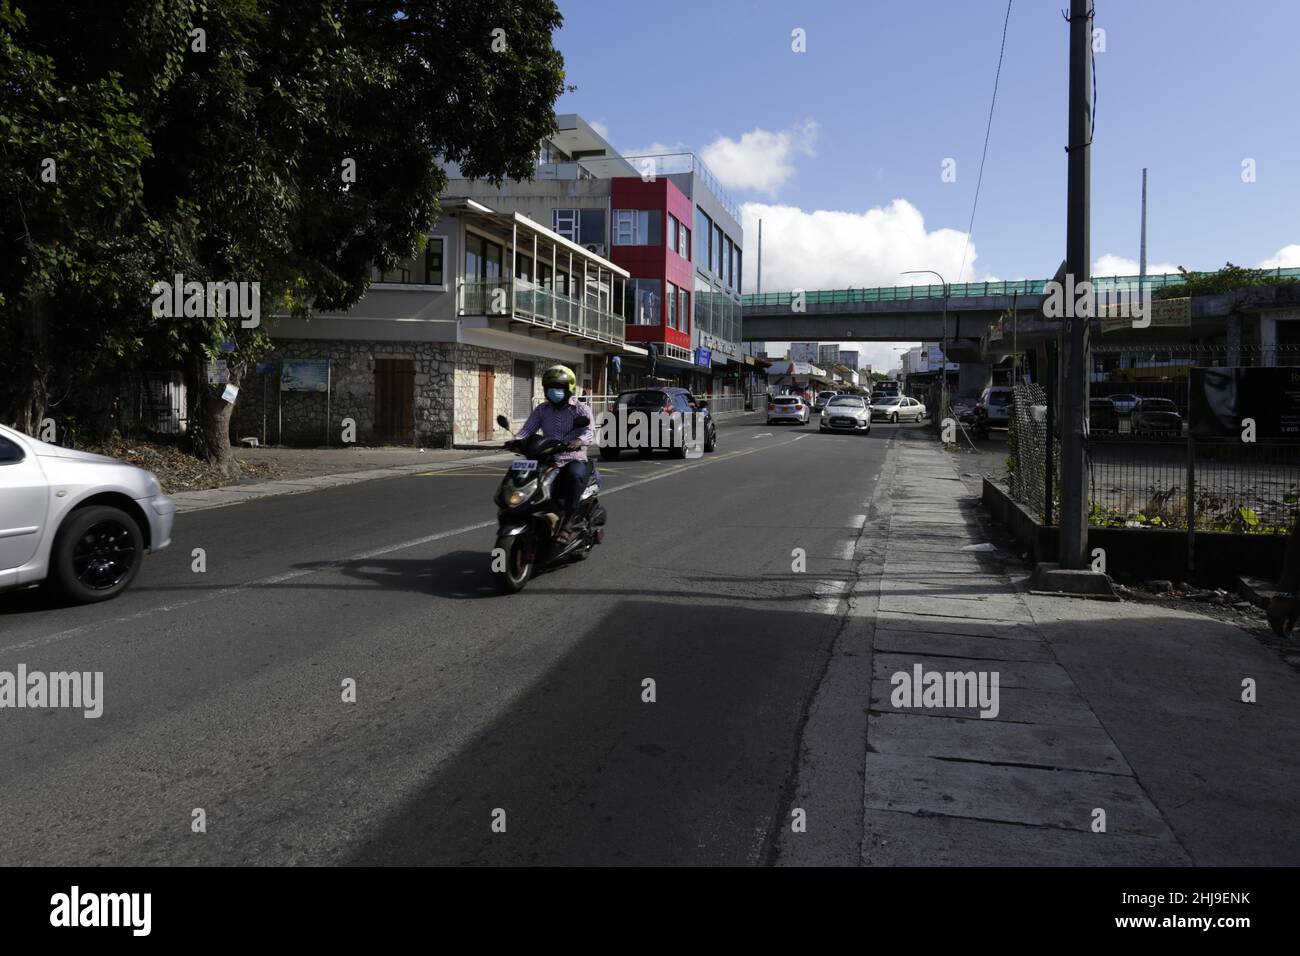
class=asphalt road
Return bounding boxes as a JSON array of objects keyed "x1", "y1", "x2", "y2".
[{"x1": 0, "y1": 412, "x2": 908, "y2": 865}]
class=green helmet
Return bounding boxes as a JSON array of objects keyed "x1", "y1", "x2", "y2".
[{"x1": 542, "y1": 364, "x2": 576, "y2": 404}]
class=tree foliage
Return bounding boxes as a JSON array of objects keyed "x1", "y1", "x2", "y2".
[{"x1": 1, "y1": 0, "x2": 566, "y2": 470}]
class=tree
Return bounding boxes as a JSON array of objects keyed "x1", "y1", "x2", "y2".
[{"x1": 1, "y1": 0, "x2": 567, "y2": 473}]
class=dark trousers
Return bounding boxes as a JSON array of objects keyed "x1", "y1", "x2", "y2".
[{"x1": 553, "y1": 460, "x2": 591, "y2": 516}]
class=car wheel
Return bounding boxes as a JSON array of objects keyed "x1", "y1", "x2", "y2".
[
  {"x1": 599, "y1": 446, "x2": 620, "y2": 462},
  {"x1": 50, "y1": 505, "x2": 144, "y2": 604},
  {"x1": 704, "y1": 426, "x2": 717, "y2": 452}
]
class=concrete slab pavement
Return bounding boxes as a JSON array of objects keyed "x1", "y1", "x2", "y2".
[{"x1": 856, "y1": 427, "x2": 1300, "y2": 866}]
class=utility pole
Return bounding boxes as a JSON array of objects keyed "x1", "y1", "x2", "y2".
[
  {"x1": 1057, "y1": 0, "x2": 1092, "y2": 570},
  {"x1": 756, "y1": 219, "x2": 763, "y2": 295}
]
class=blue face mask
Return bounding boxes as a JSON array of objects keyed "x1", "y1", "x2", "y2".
[{"x1": 545, "y1": 388, "x2": 567, "y2": 404}]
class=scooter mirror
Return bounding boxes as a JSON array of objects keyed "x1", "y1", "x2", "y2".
[
  {"x1": 572, "y1": 415, "x2": 590, "y2": 428},
  {"x1": 496, "y1": 414, "x2": 510, "y2": 430}
]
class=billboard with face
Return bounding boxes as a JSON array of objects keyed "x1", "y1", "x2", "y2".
[{"x1": 1190, "y1": 367, "x2": 1300, "y2": 438}]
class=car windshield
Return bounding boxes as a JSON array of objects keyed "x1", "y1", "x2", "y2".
[
  {"x1": 987, "y1": 392, "x2": 1011, "y2": 406},
  {"x1": 829, "y1": 397, "x2": 864, "y2": 407},
  {"x1": 618, "y1": 392, "x2": 666, "y2": 409}
]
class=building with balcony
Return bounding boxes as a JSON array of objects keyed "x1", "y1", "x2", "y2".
[
  {"x1": 233, "y1": 198, "x2": 635, "y2": 447},
  {"x1": 445, "y1": 115, "x2": 746, "y2": 396}
]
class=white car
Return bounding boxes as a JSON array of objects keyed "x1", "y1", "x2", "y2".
[
  {"x1": 767, "y1": 395, "x2": 810, "y2": 425},
  {"x1": 871, "y1": 396, "x2": 927, "y2": 423},
  {"x1": 819, "y1": 395, "x2": 872, "y2": 434},
  {"x1": 0, "y1": 424, "x2": 175, "y2": 603}
]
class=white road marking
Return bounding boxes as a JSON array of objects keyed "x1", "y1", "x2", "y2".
[
  {"x1": 848, "y1": 514, "x2": 867, "y2": 529},
  {"x1": 3, "y1": 433, "x2": 809, "y2": 654},
  {"x1": 811, "y1": 579, "x2": 848, "y2": 616},
  {"x1": 835, "y1": 540, "x2": 856, "y2": 561}
]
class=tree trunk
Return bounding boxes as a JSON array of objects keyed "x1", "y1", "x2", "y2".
[{"x1": 188, "y1": 352, "x2": 241, "y2": 478}]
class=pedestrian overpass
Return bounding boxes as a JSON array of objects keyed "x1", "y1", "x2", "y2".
[{"x1": 737, "y1": 270, "x2": 1288, "y2": 346}]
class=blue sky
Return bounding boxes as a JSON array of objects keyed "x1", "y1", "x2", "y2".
[{"x1": 552, "y1": 0, "x2": 1300, "y2": 368}]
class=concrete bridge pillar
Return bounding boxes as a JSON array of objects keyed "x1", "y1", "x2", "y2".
[{"x1": 957, "y1": 362, "x2": 990, "y2": 397}]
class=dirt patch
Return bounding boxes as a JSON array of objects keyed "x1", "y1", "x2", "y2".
[{"x1": 77, "y1": 440, "x2": 284, "y2": 495}]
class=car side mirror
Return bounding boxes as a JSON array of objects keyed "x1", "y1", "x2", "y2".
[
  {"x1": 573, "y1": 415, "x2": 590, "y2": 428},
  {"x1": 496, "y1": 414, "x2": 510, "y2": 430}
]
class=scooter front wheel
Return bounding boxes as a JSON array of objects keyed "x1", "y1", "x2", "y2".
[{"x1": 497, "y1": 532, "x2": 535, "y2": 593}]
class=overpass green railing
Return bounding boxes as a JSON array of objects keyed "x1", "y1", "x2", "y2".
[{"x1": 740, "y1": 268, "x2": 1300, "y2": 308}]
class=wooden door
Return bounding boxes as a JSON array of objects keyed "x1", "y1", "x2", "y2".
[
  {"x1": 374, "y1": 359, "x2": 415, "y2": 444},
  {"x1": 477, "y1": 364, "x2": 496, "y2": 440}
]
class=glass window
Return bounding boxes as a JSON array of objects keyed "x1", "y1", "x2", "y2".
[
  {"x1": 579, "y1": 208, "x2": 606, "y2": 246},
  {"x1": 668, "y1": 215, "x2": 679, "y2": 254},
  {"x1": 680, "y1": 224, "x2": 690, "y2": 260},
  {"x1": 725, "y1": 237, "x2": 734, "y2": 288},
  {"x1": 553, "y1": 209, "x2": 578, "y2": 241},
  {"x1": 713, "y1": 224, "x2": 723, "y2": 274},
  {"x1": 464, "y1": 233, "x2": 502, "y2": 280},
  {"x1": 735, "y1": 247, "x2": 741, "y2": 292},
  {"x1": 612, "y1": 209, "x2": 662, "y2": 245},
  {"x1": 370, "y1": 237, "x2": 444, "y2": 285},
  {"x1": 679, "y1": 289, "x2": 689, "y2": 332},
  {"x1": 0, "y1": 435, "x2": 24, "y2": 463},
  {"x1": 695, "y1": 207, "x2": 711, "y2": 268},
  {"x1": 624, "y1": 279, "x2": 662, "y2": 325},
  {"x1": 694, "y1": 276, "x2": 711, "y2": 333},
  {"x1": 666, "y1": 283, "x2": 677, "y2": 330}
]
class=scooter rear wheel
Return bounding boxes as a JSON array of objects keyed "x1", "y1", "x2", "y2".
[{"x1": 497, "y1": 533, "x2": 535, "y2": 593}]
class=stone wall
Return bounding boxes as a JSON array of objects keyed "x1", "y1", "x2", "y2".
[
  {"x1": 231, "y1": 339, "x2": 456, "y2": 447},
  {"x1": 231, "y1": 338, "x2": 560, "y2": 447}
]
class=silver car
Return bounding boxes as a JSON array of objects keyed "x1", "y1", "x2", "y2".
[
  {"x1": 871, "y1": 395, "x2": 928, "y2": 423},
  {"x1": 819, "y1": 395, "x2": 872, "y2": 434},
  {"x1": 767, "y1": 395, "x2": 810, "y2": 425},
  {"x1": 0, "y1": 424, "x2": 175, "y2": 603}
]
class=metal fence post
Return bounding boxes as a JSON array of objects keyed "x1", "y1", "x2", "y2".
[
  {"x1": 1045, "y1": 343, "x2": 1056, "y2": 526},
  {"x1": 1186, "y1": 432, "x2": 1196, "y2": 577}
]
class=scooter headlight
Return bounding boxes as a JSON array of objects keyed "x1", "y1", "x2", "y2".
[{"x1": 501, "y1": 479, "x2": 537, "y2": 508}]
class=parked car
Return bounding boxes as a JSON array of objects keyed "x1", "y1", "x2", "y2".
[
  {"x1": 952, "y1": 397, "x2": 978, "y2": 424},
  {"x1": 870, "y1": 395, "x2": 927, "y2": 423},
  {"x1": 598, "y1": 386, "x2": 717, "y2": 460},
  {"x1": 1133, "y1": 397, "x2": 1183, "y2": 436},
  {"x1": 973, "y1": 385, "x2": 1014, "y2": 437},
  {"x1": 0, "y1": 424, "x2": 175, "y2": 603},
  {"x1": 819, "y1": 395, "x2": 872, "y2": 434},
  {"x1": 767, "y1": 395, "x2": 810, "y2": 425},
  {"x1": 1107, "y1": 393, "x2": 1140, "y2": 415},
  {"x1": 1089, "y1": 396, "x2": 1119, "y2": 433},
  {"x1": 813, "y1": 390, "x2": 838, "y2": 414}
]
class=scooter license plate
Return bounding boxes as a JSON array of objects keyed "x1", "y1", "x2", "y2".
[{"x1": 511, "y1": 460, "x2": 538, "y2": 472}]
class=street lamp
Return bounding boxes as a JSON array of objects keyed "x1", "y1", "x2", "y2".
[{"x1": 900, "y1": 269, "x2": 951, "y2": 425}]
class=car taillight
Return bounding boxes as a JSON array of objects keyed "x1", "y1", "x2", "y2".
[{"x1": 768, "y1": 403, "x2": 775, "y2": 411}]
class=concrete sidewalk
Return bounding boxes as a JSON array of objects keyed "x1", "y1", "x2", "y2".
[
  {"x1": 860, "y1": 429, "x2": 1300, "y2": 866},
  {"x1": 171, "y1": 447, "x2": 509, "y2": 513}
]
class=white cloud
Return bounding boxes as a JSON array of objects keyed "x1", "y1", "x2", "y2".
[
  {"x1": 1258, "y1": 244, "x2": 1300, "y2": 269},
  {"x1": 1092, "y1": 253, "x2": 1183, "y2": 277},
  {"x1": 740, "y1": 198, "x2": 982, "y2": 293},
  {"x1": 700, "y1": 121, "x2": 819, "y2": 197},
  {"x1": 589, "y1": 119, "x2": 610, "y2": 141}
]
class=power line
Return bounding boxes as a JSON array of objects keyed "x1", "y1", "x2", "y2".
[{"x1": 956, "y1": 0, "x2": 1014, "y2": 286}]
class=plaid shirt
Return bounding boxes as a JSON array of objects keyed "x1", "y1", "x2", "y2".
[{"x1": 515, "y1": 397, "x2": 594, "y2": 465}]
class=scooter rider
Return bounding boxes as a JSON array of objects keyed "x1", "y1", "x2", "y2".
[{"x1": 508, "y1": 364, "x2": 594, "y2": 546}]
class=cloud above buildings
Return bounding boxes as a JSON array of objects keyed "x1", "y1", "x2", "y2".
[
  {"x1": 738, "y1": 198, "x2": 981, "y2": 293},
  {"x1": 700, "y1": 121, "x2": 819, "y2": 197}
]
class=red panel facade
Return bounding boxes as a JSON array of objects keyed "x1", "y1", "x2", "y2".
[{"x1": 610, "y1": 177, "x2": 694, "y2": 352}]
